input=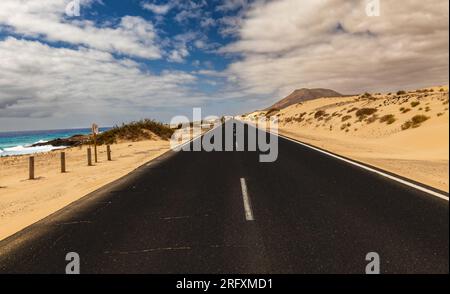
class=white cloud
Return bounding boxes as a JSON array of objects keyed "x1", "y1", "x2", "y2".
[
  {"x1": 174, "y1": 9, "x2": 202, "y2": 23},
  {"x1": 218, "y1": 15, "x2": 244, "y2": 36},
  {"x1": 0, "y1": 0, "x2": 161, "y2": 59},
  {"x1": 216, "y1": 0, "x2": 249, "y2": 12},
  {"x1": 200, "y1": 17, "x2": 216, "y2": 28},
  {"x1": 222, "y1": 0, "x2": 449, "y2": 98},
  {"x1": 141, "y1": 2, "x2": 172, "y2": 15},
  {"x1": 0, "y1": 37, "x2": 201, "y2": 122}
]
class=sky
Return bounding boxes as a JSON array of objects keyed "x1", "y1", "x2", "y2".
[{"x1": 0, "y1": 0, "x2": 448, "y2": 131}]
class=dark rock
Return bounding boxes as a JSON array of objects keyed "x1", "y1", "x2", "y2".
[{"x1": 32, "y1": 134, "x2": 91, "y2": 147}]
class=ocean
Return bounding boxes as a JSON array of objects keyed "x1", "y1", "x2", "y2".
[{"x1": 0, "y1": 128, "x2": 110, "y2": 157}]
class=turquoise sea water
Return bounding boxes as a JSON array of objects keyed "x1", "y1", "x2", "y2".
[{"x1": 0, "y1": 128, "x2": 109, "y2": 156}]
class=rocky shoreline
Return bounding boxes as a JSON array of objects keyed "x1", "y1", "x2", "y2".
[{"x1": 32, "y1": 134, "x2": 91, "y2": 147}]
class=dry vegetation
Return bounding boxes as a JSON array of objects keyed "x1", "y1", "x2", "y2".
[
  {"x1": 241, "y1": 86, "x2": 449, "y2": 191},
  {"x1": 95, "y1": 119, "x2": 174, "y2": 145}
]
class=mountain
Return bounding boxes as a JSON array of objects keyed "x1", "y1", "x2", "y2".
[{"x1": 266, "y1": 88, "x2": 344, "y2": 110}]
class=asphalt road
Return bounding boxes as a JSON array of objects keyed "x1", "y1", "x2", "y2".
[{"x1": 0, "y1": 119, "x2": 448, "y2": 274}]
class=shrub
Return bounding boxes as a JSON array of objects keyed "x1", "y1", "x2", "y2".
[
  {"x1": 401, "y1": 108, "x2": 411, "y2": 113},
  {"x1": 95, "y1": 119, "x2": 174, "y2": 145},
  {"x1": 401, "y1": 115, "x2": 430, "y2": 130},
  {"x1": 397, "y1": 90, "x2": 407, "y2": 95},
  {"x1": 411, "y1": 101, "x2": 420, "y2": 107},
  {"x1": 355, "y1": 108, "x2": 378, "y2": 117},
  {"x1": 401, "y1": 121, "x2": 413, "y2": 130},
  {"x1": 425, "y1": 106, "x2": 431, "y2": 112},
  {"x1": 341, "y1": 123, "x2": 351, "y2": 130},
  {"x1": 379, "y1": 114, "x2": 396, "y2": 124},
  {"x1": 314, "y1": 110, "x2": 327, "y2": 119},
  {"x1": 265, "y1": 108, "x2": 280, "y2": 118},
  {"x1": 347, "y1": 107, "x2": 359, "y2": 113},
  {"x1": 411, "y1": 115, "x2": 430, "y2": 125},
  {"x1": 341, "y1": 115, "x2": 352, "y2": 122},
  {"x1": 361, "y1": 92, "x2": 373, "y2": 99},
  {"x1": 366, "y1": 115, "x2": 378, "y2": 124}
]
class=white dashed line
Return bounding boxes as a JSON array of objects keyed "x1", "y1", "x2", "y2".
[
  {"x1": 238, "y1": 119, "x2": 449, "y2": 202},
  {"x1": 278, "y1": 134, "x2": 449, "y2": 202},
  {"x1": 240, "y1": 178, "x2": 255, "y2": 221}
]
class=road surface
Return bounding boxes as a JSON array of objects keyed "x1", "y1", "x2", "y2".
[{"x1": 0, "y1": 120, "x2": 448, "y2": 273}]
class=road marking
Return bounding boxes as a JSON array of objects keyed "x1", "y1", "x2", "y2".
[
  {"x1": 238, "y1": 120, "x2": 449, "y2": 202},
  {"x1": 173, "y1": 123, "x2": 223, "y2": 150},
  {"x1": 104, "y1": 246, "x2": 191, "y2": 255},
  {"x1": 278, "y1": 134, "x2": 449, "y2": 202},
  {"x1": 240, "y1": 178, "x2": 255, "y2": 221}
]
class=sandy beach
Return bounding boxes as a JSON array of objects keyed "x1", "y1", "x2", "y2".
[
  {"x1": 0, "y1": 139, "x2": 171, "y2": 241},
  {"x1": 242, "y1": 86, "x2": 449, "y2": 192}
]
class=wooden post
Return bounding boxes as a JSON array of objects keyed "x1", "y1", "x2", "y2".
[
  {"x1": 107, "y1": 145, "x2": 111, "y2": 161},
  {"x1": 61, "y1": 152, "x2": 66, "y2": 173},
  {"x1": 87, "y1": 148, "x2": 92, "y2": 166},
  {"x1": 29, "y1": 156, "x2": 35, "y2": 180},
  {"x1": 94, "y1": 133, "x2": 98, "y2": 163}
]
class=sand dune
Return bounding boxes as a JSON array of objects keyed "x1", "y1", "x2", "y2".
[
  {"x1": 242, "y1": 86, "x2": 449, "y2": 192},
  {"x1": 0, "y1": 140, "x2": 170, "y2": 241}
]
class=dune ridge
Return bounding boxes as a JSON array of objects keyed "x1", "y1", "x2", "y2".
[{"x1": 242, "y1": 86, "x2": 449, "y2": 192}]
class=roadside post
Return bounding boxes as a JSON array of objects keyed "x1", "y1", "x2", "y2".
[
  {"x1": 29, "y1": 156, "x2": 35, "y2": 180},
  {"x1": 87, "y1": 148, "x2": 92, "y2": 166},
  {"x1": 107, "y1": 145, "x2": 112, "y2": 161},
  {"x1": 61, "y1": 152, "x2": 66, "y2": 173},
  {"x1": 92, "y1": 123, "x2": 99, "y2": 163}
]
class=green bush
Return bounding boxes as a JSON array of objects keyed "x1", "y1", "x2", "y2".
[
  {"x1": 411, "y1": 101, "x2": 420, "y2": 107},
  {"x1": 366, "y1": 115, "x2": 378, "y2": 124},
  {"x1": 341, "y1": 115, "x2": 352, "y2": 122},
  {"x1": 361, "y1": 92, "x2": 373, "y2": 99},
  {"x1": 397, "y1": 90, "x2": 407, "y2": 95},
  {"x1": 314, "y1": 110, "x2": 327, "y2": 119},
  {"x1": 401, "y1": 115, "x2": 430, "y2": 131},
  {"x1": 411, "y1": 115, "x2": 430, "y2": 125},
  {"x1": 379, "y1": 114, "x2": 396, "y2": 124},
  {"x1": 355, "y1": 108, "x2": 378, "y2": 117},
  {"x1": 401, "y1": 121, "x2": 413, "y2": 130},
  {"x1": 95, "y1": 119, "x2": 174, "y2": 145}
]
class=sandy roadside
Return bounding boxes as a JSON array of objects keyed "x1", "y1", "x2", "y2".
[
  {"x1": 0, "y1": 139, "x2": 171, "y2": 241},
  {"x1": 243, "y1": 86, "x2": 449, "y2": 192},
  {"x1": 278, "y1": 128, "x2": 449, "y2": 192}
]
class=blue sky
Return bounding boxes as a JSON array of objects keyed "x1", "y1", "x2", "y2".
[{"x1": 0, "y1": 0, "x2": 448, "y2": 131}]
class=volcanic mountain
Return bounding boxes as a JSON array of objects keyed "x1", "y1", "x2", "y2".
[{"x1": 267, "y1": 88, "x2": 343, "y2": 110}]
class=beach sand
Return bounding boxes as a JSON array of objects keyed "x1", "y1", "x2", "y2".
[
  {"x1": 0, "y1": 139, "x2": 171, "y2": 241},
  {"x1": 242, "y1": 86, "x2": 449, "y2": 192}
]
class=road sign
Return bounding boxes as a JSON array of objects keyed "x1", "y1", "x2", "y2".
[
  {"x1": 92, "y1": 123, "x2": 99, "y2": 163},
  {"x1": 92, "y1": 123, "x2": 99, "y2": 135}
]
